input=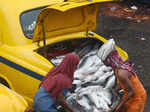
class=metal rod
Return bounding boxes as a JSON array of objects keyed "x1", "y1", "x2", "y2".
[{"x1": 42, "y1": 21, "x2": 47, "y2": 57}]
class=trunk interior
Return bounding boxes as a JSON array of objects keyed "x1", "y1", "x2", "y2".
[{"x1": 37, "y1": 38, "x2": 103, "y2": 66}]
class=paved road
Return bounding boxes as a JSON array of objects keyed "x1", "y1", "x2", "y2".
[{"x1": 95, "y1": 7, "x2": 150, "y2": 112}]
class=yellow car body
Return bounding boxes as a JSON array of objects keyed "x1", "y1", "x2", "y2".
[
  {"x1": 0, "y1": 0, "x2": 127, "y2": 107},
  {"x1": 0, "y1": 84, "x2": 28, "y2": 112}
]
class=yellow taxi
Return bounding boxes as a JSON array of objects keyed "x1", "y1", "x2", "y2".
[
  {"x1": 0, "y1": 0, "x2": 127, "y2": 107},
  {"x1": 0, "y1": 84, "x2": 30, "y2": 112}
]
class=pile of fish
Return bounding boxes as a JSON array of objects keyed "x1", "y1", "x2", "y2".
[
  {"x1": 66, "y1": 86, "x2": 119, "y2": 112},
  {"x1": 50, "y1": 40, "x2": 101, "y2": 66},
  {"x1": 66, "y1": 51, "x2": 120, "y2": 112},
  {"x1": 50, "y1": 42, "x2": 120, "y2": 112}
]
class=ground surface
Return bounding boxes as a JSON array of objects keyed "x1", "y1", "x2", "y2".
[{"x1": 95, "y1": 2, "x2": 150, "y2": 112}]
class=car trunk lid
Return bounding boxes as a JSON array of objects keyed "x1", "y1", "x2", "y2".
[{"x1": 32, "y1": 0, "x2": 114, "y2": 42}]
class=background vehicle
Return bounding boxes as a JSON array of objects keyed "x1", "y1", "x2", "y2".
[{"x1": 0, "y1": 0, "x2": 128, "y2": 107}]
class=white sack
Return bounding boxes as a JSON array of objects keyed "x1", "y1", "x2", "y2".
[{"x1": 97, "y1": 39, "x2": 115, "y2": 61}]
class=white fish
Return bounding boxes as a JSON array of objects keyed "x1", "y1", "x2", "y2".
[
  {"x1": 72, "y1": 79, "x2": 83, "y2": 85},
  {"x1": 93, "y1": 68, "x2": 105, "y2": 77},
  {"x1": 74, "y1": 86, "x2": 82, "y2": 93},
  {"x1": 74, "y1": 55, "x2": 104, "y2": 84},
  {"x1": 66, "y1": 93, "x2": 77, "y2": 105},
  {"x1": 74, "y1": 68, "x2": 99, "y2": 83},
  {"x1": 91, "y1": 71, "x2": 113, "y2": 85},
  {"x1": 80, "y1": 86, "x2": 105, "y2": 106},
  {"x1": 51, "y1": 58, "x2": 63, "y2": 65},
  {"x1": 92, "y1": 65, "x2": 113, "y2": 80},
  {"x1": 88, "y1": 92, "x2": 110, "y2": 111},
  {"x1": 100, "y1": 65, "x2": 112, "y2": 72},
  {"x1": 110, "y1": 96, "x2": 119, "y2": 109},
  {"x1": 77, "y1": 86, "x2": 103, "y2": 97},
  {"x1": 84, "y1": 50, "x2": 97, "y2": 57},
  {"x1": 97, "y1": 90, "x2": 112, "y2": 105},
  {"x1": 78, "y1": 56, "x2": 94, "y2": 69},
  {"x1": 89, "y1": 87, "x2": 112, "y2": 105},
  {"x1": 83, "y1": 75, "x2": 97, "y2": 83},
  {"x1": 110, "y1": 89, "x2": 120, "y2": 109},
  {"x1": 56, "y1": 55, "x2": 65, "y2": 59},
  {"x1": 100, "y1": 99, "x2": 110, "y2": 112},
  {"x1": 76, "y1": 87, "x2": 91, "y2": 96},
  {"x1": 77, "y1": 55, "x2": 103, "y2": 73},
  {"x1": 76, "y1": 66, "x2": 98, "y2": 77},
  {"x1": 104, "y1": 75, "x2": 116, "y2": 89},
  {"x1": 87, "y1": 55, "x2": 103, "y2": 67},
  {"x1": 66, "y1": 93, "x2": 86, "y2": 112},
  {"x1": 92, "y1": 106, "x2": 101, "y2": 112},
  {"x1": 90, "y1": 87, "x2": 112, "y2": 107},
  {"x1": 88, "y1": 93, "x2": 100, "y2": 108},
  {"x1": 77, "y1": 96, "x2": 91, "y2": 110},
  {"x1": 74, "y1": 70, "x2": 86, "y2": 81}
]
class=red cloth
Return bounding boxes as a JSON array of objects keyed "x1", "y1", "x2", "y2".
[
  {"x1": 104, "y1": 49, "x2": 136, "y2": 76},
  {"x1": 41, "y1": 53, "x2": 80, "y2": 99}
]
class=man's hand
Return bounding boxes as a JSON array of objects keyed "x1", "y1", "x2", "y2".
[{"x1": 56, "y1": 93, "x2": 76, "y2": 112}]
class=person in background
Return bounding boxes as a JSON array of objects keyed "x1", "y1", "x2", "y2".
[
  {"x1": 33, "y1": 53, "x2": 80, "y2": 112},
  {"x1": 103, "y1": 49, "x2": 146, "y2": 112}
]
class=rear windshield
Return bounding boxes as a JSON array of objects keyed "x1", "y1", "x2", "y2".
[{"x1": 20, "y1": 7, "x2": 45, "y2": 39}]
